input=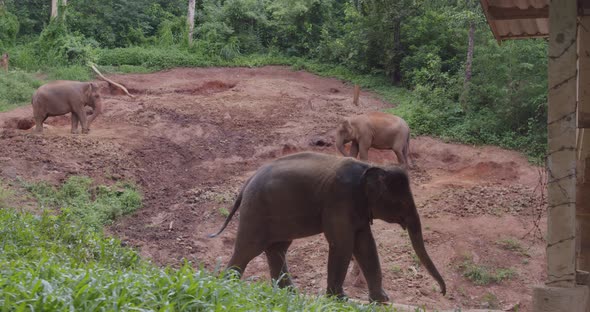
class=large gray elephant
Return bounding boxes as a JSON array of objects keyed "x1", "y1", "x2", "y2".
[
  {"x1": 336, "y1": 112, "x2": 411, "y2": 167},
  {"x1": 209, "y1": 152, "x2": 445, "y2": 302}
]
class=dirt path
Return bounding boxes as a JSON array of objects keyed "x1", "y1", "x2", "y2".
[{"x1": 0, "y1": 66, "x2": 546, "y2": 311}]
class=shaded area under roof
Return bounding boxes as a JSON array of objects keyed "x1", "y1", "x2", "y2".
[{"x1": 480, "y1": 0, "x2": 549, "y2": 42}]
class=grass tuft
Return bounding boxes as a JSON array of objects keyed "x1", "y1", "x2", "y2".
[{"x1": 458, "y1": 259, "x2": 516, "y2": 285}]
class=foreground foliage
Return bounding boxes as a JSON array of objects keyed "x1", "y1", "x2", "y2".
[{"x1": 0, "y1": 178, "x2": 402, "y2": 311}]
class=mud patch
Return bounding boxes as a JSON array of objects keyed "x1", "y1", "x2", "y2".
[
  {"x1": 2, "y1": 117, "x2": 34, "y2": 130},
  {"x1": 420, "y1": 184, "x2": 544, "y2": 217},
  {"x1": 175, "y1": 80, "x2": 237, "y2": 95}
]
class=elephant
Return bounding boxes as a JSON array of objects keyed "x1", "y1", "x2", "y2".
[
  {"x1": 31, "y1": 70, "x2": 133, "y2": 134},
  {"x1": 209, "y1": 152, "x2": 446, "y2": 303},
  {"x1": 32, "y1": 81, "x2": 103, "y2": 134},
  {"x1": 335, "y1": 112, "x2": 411, "y2": 167}
]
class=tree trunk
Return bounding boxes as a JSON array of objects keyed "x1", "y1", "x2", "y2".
[
  {"x1": 391, "y1": 18, "x2": 402, "y2": 85},
  {"x1": 464, "y1": 21, "x2": 475, "y2": 84},
  {"x1": 51, "y1": 0, "x2": 67, "y2": 19},
  {"x1": 460, "y1": 21, "x2": 476, "y2": 109},
  {"x1": 187, "y1": 0, "x2": 196, "y2": 46},
  {"x1": 51, "y1": 0, "x2": 58, "y2": 18}
]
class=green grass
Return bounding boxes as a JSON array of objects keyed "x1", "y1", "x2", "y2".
[
  {"x1": 497, "y1": 238, "x2": 530, "y2": 257},
  {"x1": 218, "y1": 207, "x2": 230, "y2": 217},
  {"x1": 458, "y1": 259, "x2": 516, "y2": 285},
  {"x1": 0, "y1": 179, "x2": 14, "y2": 208},
  {"x1": 0, "y1": 69, "x2": 43, "y2": 112},
  {"x1": 23, "y1": 176, "x2": 142, "y2": 231},
  {"x1": 0, "y1": 177, "x2": 410, "y2": 311}
]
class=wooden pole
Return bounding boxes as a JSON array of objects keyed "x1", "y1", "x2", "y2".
[
  {"x1": 577, "y1": 15, "x2": 590, "y2": 273},
  {"x1": 545, "y1": 0, "x2": 578, "y2": 288},
  {"x1": 353, "y1": 85, "x2": 360, "y2": 106},
  {"x1": 1, "y1": 53, "x2": 8, "y2": 72}
]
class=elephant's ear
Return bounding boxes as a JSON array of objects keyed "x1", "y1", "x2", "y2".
[
  {"x1": 360, "y1": 167, "x2": 389, "y2": 223},
  {"x1": 84, "y1": 83, "x2": 94, "y2": 98},
  {"x1": 344, "y1": 119, "x2": 354, "y2": 135},
  {"x1": 361, "y1": 167, "x2": 388, "y2": 199}
]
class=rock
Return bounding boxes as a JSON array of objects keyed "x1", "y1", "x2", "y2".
[{"x1": 309, "y1": 136, "x2": 332, "y2": 147}]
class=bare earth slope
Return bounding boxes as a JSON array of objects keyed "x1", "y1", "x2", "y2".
[{"x1": 0, "y1": 66, "x2": 546, "y2": 311}]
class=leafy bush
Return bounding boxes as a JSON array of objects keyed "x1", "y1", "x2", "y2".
[
  {"x1": 458, "y1": 259, "x2": 516, "y2": 285},
  {"x1": 0, "y1": 69, "x2": 42, "y2": 111},
  {"x1": 0, "y1": 7, "x2": 19, "y2": 49},
  {"x1": 36, "y1": 19, "x2": 97, "y2": 65}
]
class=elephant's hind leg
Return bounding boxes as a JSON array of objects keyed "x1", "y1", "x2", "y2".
[
  {"x1": 226, "y1": 238, "x2": 265, "y2": 277},
  {"x1": 33, "y1": 114, "x2": 47, "y2": 133},
  {"x1": 70, "y1": 113, "x2": 80, "y2": 134},
  {"x1": 265, "y1": 241, "x2": 294, "y2": 288}
]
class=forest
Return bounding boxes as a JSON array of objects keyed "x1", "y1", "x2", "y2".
[{"x1": 1, "y1": 0, "x2": 547, "y2": 160}]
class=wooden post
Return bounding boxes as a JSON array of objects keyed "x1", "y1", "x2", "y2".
[
  {"x1": 353, "y1": 85, "x2": 360, "y2": 106},
  {"x1": 545, "y1": 0, "x2": 578, "y2": 288},
  {"x1": 577, "y1": 15, "x2": 590, "y2": 273},
  {"x1": 1, "y1": 53, "x2": 8, "y2": 72}
]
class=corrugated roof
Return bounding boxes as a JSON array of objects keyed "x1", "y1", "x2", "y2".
[{"x1": 480, "y1": 0, "x2": 549, "y2": 42}]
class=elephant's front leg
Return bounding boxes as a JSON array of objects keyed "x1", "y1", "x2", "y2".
[
  {"x1": 349, "y1": 142, "x2": 360, "y2": 158},
  {"x1": 70, "y1": 113, "x2": 80, "y2": 134},
  {"x1": 358, "y1": 139, "x2": 371, "y2": 161},
  {"x1": 265, "y1": 241, "x2": 294, "y2": 288},
  {"x1": 324, "y1": 231, "x2": 355, "y2": 298},
  {"x1": 34, "y1": 115, "x2": 45, "y2": 133},
  {"x1": 353, "y1": 227, "x2": 389, "y2": 302},
  {"x1": 75, "y1": 109, "x2": 90, "y2": 134}
]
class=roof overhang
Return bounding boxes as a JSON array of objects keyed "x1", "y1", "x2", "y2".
[{"x1": 480, "y1": 0, "x2": 549, "y2": 42}]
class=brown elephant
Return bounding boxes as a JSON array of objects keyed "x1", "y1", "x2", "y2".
[
  {"x1": 31, "y1": 67, "x2": 133, "y2": 134},
  {"x1": 336, "y1": 112, "x2": 411, "y2": 167},
  {"x1": 32, "y1": 81, "x2": 104, "y2": 134},
  {"x1": 209, "y1": 152, "x2": 445, "y2": 302}
]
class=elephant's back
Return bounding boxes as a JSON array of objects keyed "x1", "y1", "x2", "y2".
[{"x1": 246, "y1": 152, "x2": 367, "y2": 198}]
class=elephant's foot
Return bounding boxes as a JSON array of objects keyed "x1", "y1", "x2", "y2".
[
  {"x1": 368, "y1": 289, "x2": 389, "y2": 303},
  {"x1": 71, "y1": 129, "x2": 80, "y2": 134},
  {"x1": 81, "y1": 128, "x2": 90, "y2": 134}
]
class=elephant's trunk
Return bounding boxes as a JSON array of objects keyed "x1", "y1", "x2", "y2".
[
  {"x1": 88, "y1": 99, "x2": 103, "y2": 124},
  {"x1": 407, "y1": 211, "x2": 446, "y2": 295},
  {"x1": 336, "y1": 132, "x2": 347, "y2": 156}
]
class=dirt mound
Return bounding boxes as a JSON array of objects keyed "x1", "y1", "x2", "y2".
[
  {"x1": 0, "y1": 66, "x2": 545, "y2": 311},
  {"x1": 2, "y1": 117, "x2": 34, "y2": 130}
]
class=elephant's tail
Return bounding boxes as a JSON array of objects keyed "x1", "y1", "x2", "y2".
[
  {"x1": 403, "y1": 132, "x2": 412, "y2": 167},
  {"x1": 207, "y1": 176, "x2": 251, "y2": 238}
]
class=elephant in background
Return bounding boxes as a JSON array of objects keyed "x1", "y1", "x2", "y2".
[
  {"x1": 32, "y1": 81, "x2": 104, "y2": 134},
  {"x1": 31, "y1": 68, "x2": 133, "y2": 134},
  {"x1": 209, "y1": 152, "x2": 445, "y2": 302},
  {"x1": 336, "y1": 112, "x2": 411, "y2": 167}
]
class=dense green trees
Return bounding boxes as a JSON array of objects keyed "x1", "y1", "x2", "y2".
[{"x1": 0, "y1": 0, "x2": 547, "y2": 159}]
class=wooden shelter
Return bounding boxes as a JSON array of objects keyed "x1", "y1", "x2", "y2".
[{"x1": 480, "y1": 0, "x2": 590, "y2": 310}]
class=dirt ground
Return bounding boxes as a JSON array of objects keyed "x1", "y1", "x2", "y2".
[{"x1": 0, "y1": 66, "x2": 546, "y2": 311}]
